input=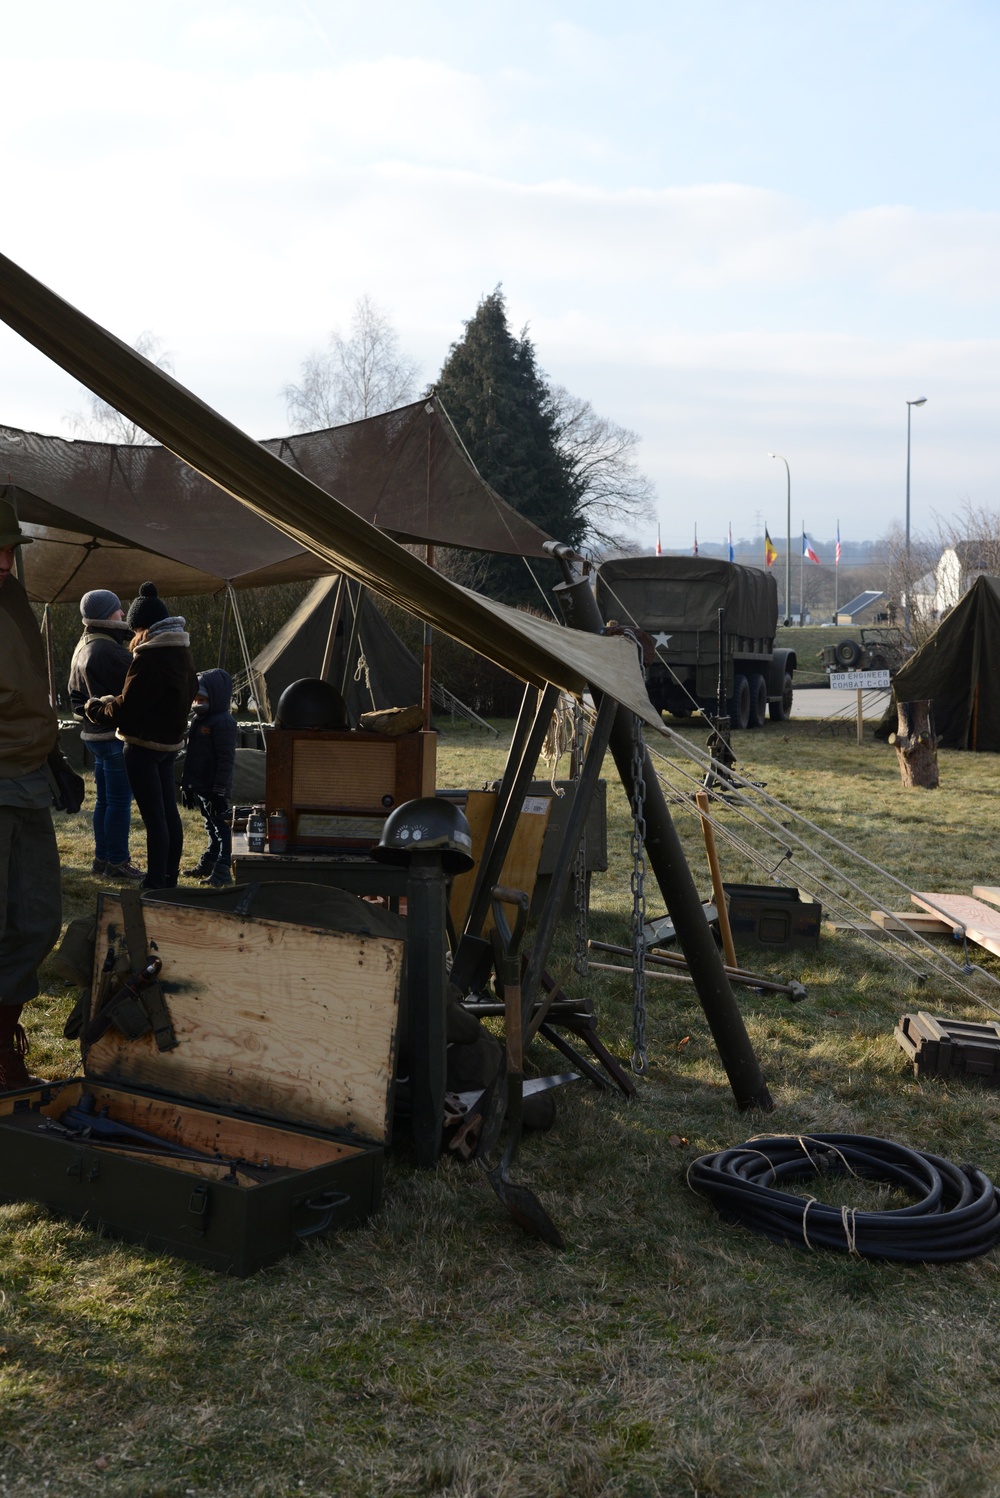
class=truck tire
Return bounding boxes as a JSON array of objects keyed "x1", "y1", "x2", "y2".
[
  {"x1": 747, "y1": 672, "x2": 768, "y2": 728},
  {"x1": 769, "y1": 672, "x2": 794, "y2": 722},
  {"x1": 728, "y1": 673, "x2": 751, "y2": 731},
  {"x1": 835, "y1": 639, "x2": 861, "y2": 668}
]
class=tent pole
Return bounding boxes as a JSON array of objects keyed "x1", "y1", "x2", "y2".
[
  {"x1": 422, "y1": 544, "x2": 434, "y2": 729},
  {"x1": 319, "y1": 575, "x2": 346, "y2": 683},
  {"x1": 338, "y1": 580, "x2": 365, "y2": 702},
  {"x1": 217, "y1": 585, "x2": 232, "y2": 668},
  {"x1": 42, "y1": 604, "x2": 57, "y2": 709},
  {"x1": 553, "y1": 568, "x2": 773, "y2": 1113}
]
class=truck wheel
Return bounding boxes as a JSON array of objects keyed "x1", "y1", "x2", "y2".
[
  {"x1": 835, "y1": 639, "x2": 861, "y2": 668},
  {"x1": 728, "y1": 674, "x2": 751, "y2": 730},
  {"x1": 769, "y1": 672, "x2": 794, "y2": 721},
  {"x1": 747, "y1": 672, "x2": 768, "y2": 728}
]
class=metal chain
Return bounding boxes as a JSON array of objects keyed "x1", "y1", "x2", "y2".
[
  {"x1": 630, "y1": 714, "x2": 648, "y2": 1075},
  {"x1": 572, "y1": 701, "x2": 589, "y2": 976}
]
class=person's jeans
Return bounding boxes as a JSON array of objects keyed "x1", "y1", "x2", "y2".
[
  {"x1": 0, "y1": 806, "x2": 62, "y2": 1007},
  {"x1": 123, "y1": 745, "x2": 183, "y2": 888},
  {"x1": 197, "y1": 796, "x2": 232, "y2": 877},
  {"x1": 88, "y1": 738, "x2": 133, "y2": 866}
]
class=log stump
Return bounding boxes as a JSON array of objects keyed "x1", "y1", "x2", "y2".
[{"x1": 889, "y1": 700, "x2": 940, "y2": 789}]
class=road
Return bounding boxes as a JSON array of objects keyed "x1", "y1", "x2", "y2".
[{"x1": 791, "y1": 688, "x2": 891, "y2": 722}]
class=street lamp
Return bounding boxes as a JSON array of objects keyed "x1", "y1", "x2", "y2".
[
  {"x1": 904, "y1": 397, "x2": 927, "y2": 640},
  {"x1": 767, "y1": 452, "x2": 791, "y2": 624}
]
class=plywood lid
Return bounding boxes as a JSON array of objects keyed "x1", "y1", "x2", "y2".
[{"x1": 87, "y1": 887, "x2": 403, "y2": 1144}]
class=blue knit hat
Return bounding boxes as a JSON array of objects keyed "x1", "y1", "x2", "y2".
[{"x1": 80, "y1": 589, "x2": 122, "y2": 621}]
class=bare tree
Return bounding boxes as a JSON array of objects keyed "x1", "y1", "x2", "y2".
[
  {"x1": 283, "y1": 295, "x2": 420, "y2": 431},
  {"x1": 66, "y1": 331, "x2": 173, "y2": 445},
  {"x1": 548, "y1": 385, "x2": 655, "y2": 554}
]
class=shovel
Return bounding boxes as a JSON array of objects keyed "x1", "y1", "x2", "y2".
[{"x1": 478, "y1": 887, "x2": 564, "y2": 1249}]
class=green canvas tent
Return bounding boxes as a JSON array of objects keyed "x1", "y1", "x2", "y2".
[{"x1": 882, "y1": 575, "x2": 1000, "y2": 751}]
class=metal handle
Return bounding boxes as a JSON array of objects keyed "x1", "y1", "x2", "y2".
[{"x1": 293, "y1": 1188, "x2": 350, "y2": 1240}]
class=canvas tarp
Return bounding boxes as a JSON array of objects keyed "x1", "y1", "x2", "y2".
[
  {"x1": 880, "y1": 575, "x2": 1000, "y2": 751},
  {"x1": 0, "y1": 252, "x2": 665, "y2": 733},
  {"x1": 0, "y1": 395, "x2": 554, "y2": 604},
  {"x1": 596, "y1": 556, "x2": 777, "y2": 639},
  {"x1": 248, "y1": 576, "x2": 422, "y2": 723}
]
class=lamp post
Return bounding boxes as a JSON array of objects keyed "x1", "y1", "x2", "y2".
[
  {"x1": 904, "y1": 397, "x2": 927, "y2": 640},
  {"x1": 768, "y1": 452, "x2": 791, "y2": 624}
]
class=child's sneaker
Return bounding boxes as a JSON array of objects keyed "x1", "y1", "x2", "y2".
[{"x1": 105, "y1": 861, "x2": 145, "y2": 881}]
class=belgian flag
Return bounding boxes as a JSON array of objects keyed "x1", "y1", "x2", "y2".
[{"x1": 764, "y1": 529, "x2": 778, "y2": 568}]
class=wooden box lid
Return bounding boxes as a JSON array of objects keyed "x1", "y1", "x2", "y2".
[{"x1": 88, "y1": 888, "x2": 403, "y2": 1145}]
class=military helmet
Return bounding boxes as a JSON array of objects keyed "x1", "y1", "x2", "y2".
[
  {"x1": 273, "y1": 677, "x2": 350, "y2": 731},
  {"x1": 373, "y1": 796, "x2": 475, "y2": 873}
]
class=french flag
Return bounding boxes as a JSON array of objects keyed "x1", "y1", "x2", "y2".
[{"x1": 803, "y1": 533, "x2": 821, "y2": 564}]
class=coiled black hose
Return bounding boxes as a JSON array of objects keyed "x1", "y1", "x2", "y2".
[{"x1": 688, "y1": 1133, "x2": 1000, "y2": 1262}]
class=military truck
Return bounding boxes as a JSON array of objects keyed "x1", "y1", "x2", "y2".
[{"x1": 596, "y1": 556, "x2": 796, "y2": 728}]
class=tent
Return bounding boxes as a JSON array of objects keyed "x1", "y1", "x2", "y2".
[
  {"x1": 881, "y1": 575, "x2": 1000, "y2": 751},
  {"x1": 0, "y1": 251, "x2": 662, "y2": 731},
  {"x1": 0, "y1": 396, "x2": 553, "y2": 604},
  {"x1": 247, "y1": 576, "x2": 422, "y2": 723}
]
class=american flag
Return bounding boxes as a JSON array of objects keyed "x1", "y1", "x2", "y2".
[{"x1": 836, "y1": 523, "x2": 842, "y2": 566}]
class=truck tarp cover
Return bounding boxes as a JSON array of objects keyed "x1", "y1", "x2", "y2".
[
  {"x1": 881, "y1": 574, "x2": 1000, "y2": 751},
  {"x1": 597, "y1": 557, "x2": 777, "y2": 637}
]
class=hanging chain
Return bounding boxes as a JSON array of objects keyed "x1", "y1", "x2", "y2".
[
  {"x1": 572, "y1": 700, "x2": 589, "y2": 977},
  {"x1": 630, "y1": 713, "x2": 648, "y2": 1075}
]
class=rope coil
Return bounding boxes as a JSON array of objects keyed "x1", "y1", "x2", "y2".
[{"x1": 687, "y1": 1133, "x2": 1000, "y2": 1263}]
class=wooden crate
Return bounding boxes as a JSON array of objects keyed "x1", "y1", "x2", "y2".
[{"x1": 0, "y1": 888, "x2": 403, "y2": 1274}]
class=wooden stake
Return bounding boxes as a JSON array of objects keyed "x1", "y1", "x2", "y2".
[{"x1": 695, "y1": 790, "x2": 737, "y2": 969}]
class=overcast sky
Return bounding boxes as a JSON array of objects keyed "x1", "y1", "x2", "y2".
[{"x1": 2, "y1": 0, "x2": 998, "y2": 553}]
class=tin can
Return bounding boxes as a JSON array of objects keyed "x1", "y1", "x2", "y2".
[
  {"x1": 247, "y1": 805, "x2": 266, "y2": 854},
  {"x1": 267, "y1": 809, "x2": 289, "y2": 855}
]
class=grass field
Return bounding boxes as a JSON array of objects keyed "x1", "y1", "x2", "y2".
[{"x1": 4, "y1": 719, "x2": 1000, "y2": 1497}]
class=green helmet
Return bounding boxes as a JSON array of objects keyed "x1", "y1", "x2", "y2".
[{"x1": 373, "y1": 797, "x2": 474, "y2": 873}]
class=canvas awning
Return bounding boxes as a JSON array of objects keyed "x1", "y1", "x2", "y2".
[
  {"x1": 0, "y1": 396, "x2": 554, "y2": 604},
  {"x1": 0, "y1": 251, "x2": 664, "y2": 732}
]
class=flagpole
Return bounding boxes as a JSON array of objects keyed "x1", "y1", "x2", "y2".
[
  {"x1": 800, "y1": 519, "x2": 804, "y2": 627},
  {"x1": 835, "y1": 520, "x2": 840, "y2": 618}
]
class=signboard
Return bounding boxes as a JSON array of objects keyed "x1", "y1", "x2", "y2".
[{"x1": 829, "y1": 670, "x2": 891, "y2": 690}]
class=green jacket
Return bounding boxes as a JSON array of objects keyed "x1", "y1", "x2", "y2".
[{"x1": 0, "y1": 576, "x2": 58, "y2": 779}]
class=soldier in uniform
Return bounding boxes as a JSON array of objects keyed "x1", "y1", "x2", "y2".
[{"x1": 0, "y1": 499, "x2": 61, "y2": 1089}]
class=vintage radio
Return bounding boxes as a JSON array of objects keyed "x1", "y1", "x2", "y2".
[{"x1": 264, "y1": 727, "x2": 437, "y2": 851}]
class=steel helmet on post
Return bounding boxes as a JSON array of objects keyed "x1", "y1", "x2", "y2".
[
  {"x1": 373, "y1": 796, "x2": 474, "y2": 873},
  {"x1": 273, "y1": 678, "x2": 350, "y2": 731}
]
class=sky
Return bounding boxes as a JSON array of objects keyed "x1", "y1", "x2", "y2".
[{"x1": 1, "y1": 0, "x2": 998, "y2": 553}]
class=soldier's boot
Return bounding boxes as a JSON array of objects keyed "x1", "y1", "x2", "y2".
[{"x1": 0, "y1": 1006, "x2": 48, "y2": 1092}]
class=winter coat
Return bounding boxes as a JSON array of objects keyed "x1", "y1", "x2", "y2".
[
  {"x1": 0, "y1": 575, "x2": 58, "y2": 779},
  {"x1": 181, "y1": 668, "x2": 238, "y2": 798},
  {"x1": 85, "y1": 618, "x2": 198, "y2": 753},
  {"x1": 68, "y1": 622, "x2": 133, "y2": 743}
]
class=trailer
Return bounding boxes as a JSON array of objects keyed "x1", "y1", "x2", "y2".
[{"x1": 596, "y1": 556, "x2": 796, "y2": 728}]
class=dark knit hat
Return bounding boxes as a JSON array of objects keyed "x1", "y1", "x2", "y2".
[
  {"x1": 126, "y1": 581, "x2": 169, "y2": 631},
  {"x1": 80, "y1": 589, "x2": 122, "y2": 621}
]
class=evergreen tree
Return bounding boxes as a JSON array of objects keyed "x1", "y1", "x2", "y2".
[{"x1": 434, "y1": 288, "x2": 583, "y2": 606}]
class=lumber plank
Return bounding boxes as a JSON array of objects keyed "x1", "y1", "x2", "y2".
[
  {"x1": 91, "y1": 898, "x2": 402, "y2": 1143},
  {"x1": 973, "y1": 886, "x2": 1000, "y2": 910},
  {"x1": 910, "y1": 892, "x2": 1000, "y2": 960},
  {"x1": 870, "y1": 911, "x2": 954, "y2": 934}
]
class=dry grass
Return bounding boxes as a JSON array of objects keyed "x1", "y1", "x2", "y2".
[{"x1": 4, "y1": 722, "x2": 1000, "y2": 1497}]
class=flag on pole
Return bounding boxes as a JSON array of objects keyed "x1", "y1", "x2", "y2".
[
  {"x1": 764, "y1": 529, "x2": 777, "y2": 568},
  {"x1": 656, "y1": 523, "x2": 661, "y2": 557},
  {"x1": 803, "y1": 533, "x2": 821, "y2": 565},
  {"x1": 728, "y1": 523, "x2": 734, "y2": 563},
  {"x1": 835, "y1": 523, "x2": 842, "y2": 566},
  {"x1": 693, "y1": 525, "x2": 698, "y2": 557}
]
